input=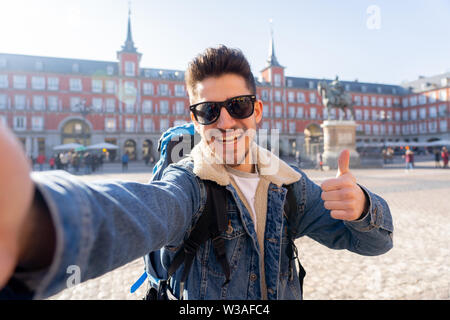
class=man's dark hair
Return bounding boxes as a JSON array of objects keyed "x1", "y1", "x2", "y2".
[{"x1": 185, "y1": 45, "x2": 256, "y2": 98}]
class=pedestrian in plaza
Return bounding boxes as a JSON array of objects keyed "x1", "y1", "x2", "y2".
[
  {"x1": 404, "y1": 148, "x2": 414, "y2": 171},
  {"x1": 36, "y1": 154, "x2": 46, "y2": 171},
  {"x1": 441, "y1": 147, "x2": 449, "y2": 169},
  {"x1": 316, "y1": 152, "x2": 323, "y2": 171},
  {"x1": 48, "y1": 156, "x2": 55, "y2": 170},
  {"x1": 0, "y1": 46, "x2": 393, "y2": 300},
  {"x1": 122, "y1": 152, "x2": 129, "y2": 172},
  {"x1": 434, "y1": 148, "x2": 441, "y2": 168}
]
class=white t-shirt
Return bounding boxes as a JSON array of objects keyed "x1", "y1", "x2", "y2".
[{"x1": 226, "y1": 166, "x2": 260, "y2": 229}]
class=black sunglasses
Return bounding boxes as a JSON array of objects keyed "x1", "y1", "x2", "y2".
[{"x1": 190, "y1": 94, "x2": 256, "y2": 125}]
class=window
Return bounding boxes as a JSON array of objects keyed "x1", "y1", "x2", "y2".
[
  {"x1": 48, "y1": 96, "x2": 58, "y2": 111},
  {"x1": 261, "y1": 90, "x2": 269, "y2": 101},
  {"x1": 308, "y1": 81, "x2": 314, "y2": 89},
  {"x1": 106, "y1": 65, "x2": 114, "y2": 76},
  {"x1": 428, "y1": 92, "x2": 436, "y2": 104},
  {"x1": 371, "y1": 96, "x2": 377, "y2": 106},
  {"x1": 175, "y1": 101, "x2": 185, "y2": 115},
  {"x1": 31, "y1": 117, "x2": 44, "y2": 131},
  {"x1": 35, "y1": 61, "x2": 43, "y2": 71},
  {"x1": 439, "y1": 90, "x2": 447, "y2": 101},
  {"x1": 142, "y1": 100, "x2": 153, "y2": 114},
  {"x1": 363, "y1": 96, "x2": 369, "y2": 106},
  {"x1": 438, "y1": 104, "x2": 447, "y2": 117},
  {"x1": 419, "y1": 122, "x2": 427, "y2": 133},
  {"x1": 105, "y1": 118, "x2": 116, "y2": 132},
  {"x1": 354, "y1": 96, "x2": 361, "y2": 105},
  {"x1": 411, "y1": 109, "x2": 417, "y2": 120},
  {"x1": 355, "y1": 109, "x2": 362, "y2": 121},
  {"x1": 388, "y1": 125, "x2": 393, "y2": 135},
  {"x1": 429, "y1": 106, "x2": 437, "y2": 118},
  {"x1": 297, "y1": 92, "x2": 305, "y2": 103},
  {"x1": 402, "y1": 97, "x2": 408, "y2": 107},
  {"x1": 48, "y1": 77, "x2": 59, "y2": 91},
  {"x1": 125, "y1": 61, "x2": 135, "y2": 77},
  {"x1": 174, "y1": 84, "x2": 185, "y2": 97},
  {"x1": 31, "y1": 77, "x2": 45, "y2": 90},
  {"x1": 92, "y1": 79, "x2": 102, "y2": 93},
  {"x1": 275, "y1": 105, "x2": 282, "y2": 118},
  {"x1": 14, "y1": 116, "x2": 29, "y2": 132},
  {"x1": 92, "y1": 98, "x2": 103, "y2": 112},
  {"x1": 288, "y1": 106, "x2": 295, "y2": 118},
  {"x1": 395, "y1": 111, "x2": 401, "y2": 121},
  {"x1": 160, "y1": 118, "x2": 169, "y2": 132},
  {"x1": 309, "y1": 92, "x2": 316, "y2": 104},
  {"x1": 0, "y1": 94, "x2": 7, "y2": 109},
  {"x1": 0, "y1": 58, "x2": 6, "y2": 68},
  {"x1": 410, "y1": 96, "x2": 417, "y2": 106},
  {"x1": 0, "y1": 74, "x2": 8, "y2": 88},
  {"x1": 289, "y1": 122, "x2": 296, "y2": 134},
  {"x1": 13, "y1": 116, "x2": 26, "y2": 131},
  {"x1": 440, "y1": 120, "x2": 447, "y2": 132},
  {"x1": 372, "y1": 110, "x2": 378, "y2": 121},
  {"x1": 70, "y1": 97, "x2": 82, "y2": 111},
  {"x1": 429, "y1": 121, "x2": 437, "y2": 133},
  {"x1": 106, "y1": 99, "x2": 115, "y2": 113},
  {"x1": 159, "y1": 83, "x2": 169, "y2": 96},
  {"x1": 288, "y1": 92, "x2": 295, "y2": 103},
  {"x1": 274, "y1": 74, "x2": 281, "y2": 87},
  {"x1": 125, "y1": 100, "x2": 134, "y2": 113},
  {"x1": 72, "y1": 63, "x2": 80, "y2": 73},
  {"x1": 70, "y1": 78, "x2": 82, "y2": 92},
  {"x1": 310, "y1": 107, "x2": 317, "y2": 119},
  {"x1": 160, "y1": 100, "x2": 169, "y2": 114},
  {"x1": 419, "y1": 108, "x2": 426, "y2": 119},
  {"x1": 274, "y1": 91, "x2": 281, "y2": 102},
  {"x1": 364, "y1": 124, "x2": 371, "y2": 135},
  {"x1": 33, "y1": 96, "x2": 45, "y2": 111},
  {"x1": 13, "y1": 75, "x2": 26, "y2": 89},
  {"x1": 402, "y1": 110, "x2": 408, "y2": 121},
  {"x1": 106, "y1": 80, "x2": 116, "y2": 94},
  {"x1": 125, "y1": 118, "x2": 135, "y2": 132},
  {"x1": 0, "y1": 115, "x2": 6, "y2": 127},
  {"x1": 418, "y1": 94, "x2": 427, "y2": 105},
  {"x1": 378, "y1": 97, "x2": 384, "y2": 107},
  {"x1": 262, "y1": 104, "x2": 269, "y2": 117},
  {"x1": 124, "y1": 81, "x2": 136, "y2": 96},
  {"x1": 373, "y1": 124, "x2": 379, "y2": 135},
  {"x1": 143, "y1": 118, "x2": 154, "y2": 132},
  {"x1": 386, "y1": 98, "x2": 392, "y2": 107},
  {"x1": 142, "y1": 82, "x2": 154, "y2": 95},
  {"x1": 296, "y1": 106, "x2": 304, "y2": 119},
  {"x1": 14, "y1": 95, "x2": 26, "y2": 109}
]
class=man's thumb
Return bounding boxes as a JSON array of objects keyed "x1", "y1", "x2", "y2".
[{"x1": 337, "y1": 149, "x2": 350, "y2": 177}]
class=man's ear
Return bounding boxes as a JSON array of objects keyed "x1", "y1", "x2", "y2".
[{"x1": 254, "y1": 100, "x2": 263, "y2": 124}]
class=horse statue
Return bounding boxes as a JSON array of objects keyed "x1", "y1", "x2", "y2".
[{"x1": 317, "y1": 76, "x2": 355, "y2": 120}]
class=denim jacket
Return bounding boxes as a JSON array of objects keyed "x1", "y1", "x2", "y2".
[{"x1": 10, "y1": 142, "x2": 393, "y2": 300}]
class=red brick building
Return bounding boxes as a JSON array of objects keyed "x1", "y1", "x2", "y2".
[{"x1": 0, "y1": 13, "x2": 449, "y2": 161}]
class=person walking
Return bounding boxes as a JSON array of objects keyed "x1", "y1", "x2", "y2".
[
  {"x1": 405, "y1": 148, "x2": 414, "y2": 171},
  {"x1": 122, "y1": 152, "x2": 129, "y2": 172},
  {"x1": 36, "y1": 154, "x2": 46, "y2": 171},
  {"x1": 441, "y1": 147, "x2": 449, "y2": 169},
  {"x1": 434, "y1": 148, "x2": 441, "y2": 168}
]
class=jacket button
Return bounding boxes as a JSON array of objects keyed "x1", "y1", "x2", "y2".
[{"x1": 250, "y1": 273, "x2": 258, "y2": 282}]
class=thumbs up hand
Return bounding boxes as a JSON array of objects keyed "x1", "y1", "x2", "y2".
[{"x1": 320, "y1": 149, "x2": 368, "y2": 221}]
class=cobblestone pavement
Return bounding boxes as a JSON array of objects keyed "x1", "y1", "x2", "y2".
[{"x1": 48, "y1": 160, "x2": 450, "y2": 300}]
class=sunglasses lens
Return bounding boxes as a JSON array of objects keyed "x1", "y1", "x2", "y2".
[
  {"x1": 227, "y1": 96, "x2": 254, "y2": 119},
  {"x1": 194, "y1": 102, "x2": 220, "y2": 125}
]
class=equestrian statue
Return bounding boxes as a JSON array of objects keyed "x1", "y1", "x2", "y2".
[{"x1": 317, "y1": 76, "x2": 355, "y2": 120}]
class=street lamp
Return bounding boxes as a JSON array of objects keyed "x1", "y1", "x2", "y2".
[
  {"x1": 379, "y1": 110, "x2": 391, "y2": 163},
  {"x1": 78, "y1": 99, "x2": 89, "y2": 146}
]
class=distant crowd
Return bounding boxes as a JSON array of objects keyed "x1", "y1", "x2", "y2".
[{"x1": 31, "y1": 151, "x2": 105, "y2": 174}]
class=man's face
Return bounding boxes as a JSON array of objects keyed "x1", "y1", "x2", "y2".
[{"x1": 190, "y1": 73, "x2": 263, "y2": 170}]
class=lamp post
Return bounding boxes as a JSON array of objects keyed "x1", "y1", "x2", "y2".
[
  {"x1": 78, "y1": 99, "x2": 89, "y2": 146},
  {"x1": 379, "y1": 110, "x2": 391, "y2": 164}
]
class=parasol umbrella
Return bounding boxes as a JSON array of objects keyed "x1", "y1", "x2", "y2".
[{"x1": 53, "y1": 143, "x2": 84, "y2": 151}]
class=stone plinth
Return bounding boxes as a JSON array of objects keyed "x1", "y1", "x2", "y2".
[{"x1": 320, "y1": 120, "x2": 360, "y2": 169}]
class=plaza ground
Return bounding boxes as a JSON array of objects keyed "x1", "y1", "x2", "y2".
[{"x1": 45, "y1": 155, "x2": 450, "y2": 300}]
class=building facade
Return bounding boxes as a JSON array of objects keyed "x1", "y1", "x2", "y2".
[{"x1": 0, "y1": 14, "x2": 449, "y2": 161}]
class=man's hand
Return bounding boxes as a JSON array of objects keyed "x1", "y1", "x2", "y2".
[
  {"x1": 320, "y1": 149, "x2": 368, "y2": 221},
  {"x1": 0, "y1": 124, "x2": 35, "y2": 288}
]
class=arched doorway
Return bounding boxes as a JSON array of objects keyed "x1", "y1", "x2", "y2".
[
  {"x1": 61, "y1": 119, "x2": 91, "y2": 145},
  {"x1": 124, "y1": 139, "x2": 137, "y2": 160},
  {"x1": 142, "y1": 139, "x2": 155, "y2": 164},
  {"x1": 304, "y1": 123, "x2": 323, "y2": 159}
]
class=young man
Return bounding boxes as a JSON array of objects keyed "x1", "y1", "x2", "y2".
[{"x1": 0, "y1": 46, "x2": 393, "y2": 300}]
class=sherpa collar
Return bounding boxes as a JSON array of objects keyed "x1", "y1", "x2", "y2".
[{"x1": 189, "y1": 139, "x2": 302, "y2": 187}]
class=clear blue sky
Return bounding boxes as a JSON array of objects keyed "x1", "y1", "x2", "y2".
[{"x1": 0, "y1": 0, "x2": 448, "y2": 85}]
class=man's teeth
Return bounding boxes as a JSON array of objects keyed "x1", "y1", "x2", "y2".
[{"x1": 219, "y1": 133, "x2": 243, "y2": 144}]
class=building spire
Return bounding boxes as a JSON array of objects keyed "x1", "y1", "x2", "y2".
[
  {"x1": 266, "y1": 19, "x2": 281, "y2": 68},
  {"x1": 121, "y1": 2, "x2": 137, "y2": 53}
]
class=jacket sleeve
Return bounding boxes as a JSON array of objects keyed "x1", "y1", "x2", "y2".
[
  {"x1": 295, "y1": 170, "x2": 394, "y2": 256},
  {"x1": 7, "y1": 165, "x2": 203, "y2": 299}
]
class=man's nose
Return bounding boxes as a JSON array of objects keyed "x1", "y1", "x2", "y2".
[{"x1": 215, "y1": 106, "x2": 237, "y2": 129}]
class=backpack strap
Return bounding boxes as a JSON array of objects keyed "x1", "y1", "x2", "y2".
[
  {"x1": 166, "y1": 180, "x2": 230, "y2": 296},
  {"x1": 283, "y1": 183, "x2": 307, "y2": 290}
]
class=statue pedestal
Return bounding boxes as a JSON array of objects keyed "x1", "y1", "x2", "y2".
[{"x1": 320, "y1": 120, "x2": 360, "y2": 170}]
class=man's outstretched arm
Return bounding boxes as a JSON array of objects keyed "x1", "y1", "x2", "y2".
[{"x1": 0, "y1": 124, "x2": 203, "y2": 299}]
